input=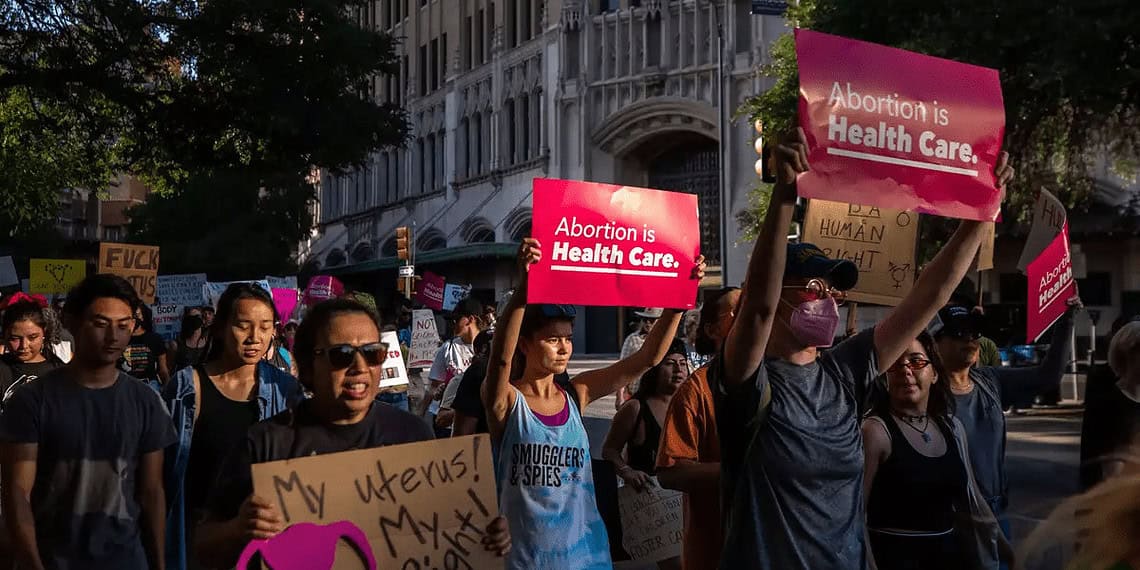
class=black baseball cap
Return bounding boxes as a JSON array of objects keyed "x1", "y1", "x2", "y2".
[
  {"x1": 451, "y1": 298, "x2": 484, "y2": 318},
  {"x1": 931, "y1": 305, "x2": 986, "y2": 338},
  {"x1": 785, "y1": 243, "x2": 859, "y2": 291}
]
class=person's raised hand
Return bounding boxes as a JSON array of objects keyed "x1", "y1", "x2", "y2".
[
  {"x1": 691, "y1": 255, "x2": 707, "y2": 281},
  {"x1": 994, "y1": 151, "x2": 1014, "y2": 190},
  {"x1": 1066, "y1": 296, "x2": 1084, "y2": 312},
  {"x1": 236, "y1": 494, "x2": 285, "y2": 540},
  {"x1": 482, "y1": 515, "x2": 512, "y2": 557},
  {"x1": 774, "y1": 127, "x2": 810, "y2": 186},
  {"x1": 517, "y1": 238, "x2": 541, "y2": 274}
]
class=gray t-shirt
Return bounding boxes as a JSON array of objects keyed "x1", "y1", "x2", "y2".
[
  {"x1": 715, "y1": 329, "x2": 878, "y2": 570},
  {"x1": 954, "y1": 311, "x2": 1074, "y2": 510},
  {"x1": 0, "y1": 368, "x2": 177, "y2": 570}
]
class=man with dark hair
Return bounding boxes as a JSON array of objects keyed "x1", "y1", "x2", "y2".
[
  {"x1": 1, "y1": 274, "x2": 176, "y2": 570},
  {"x1": 420, "y1": 298, "x2": 485, "y2": 426}
]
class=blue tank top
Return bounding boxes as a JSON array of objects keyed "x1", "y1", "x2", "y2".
[{"x1": 495, "y1": 388, "x2": 612, "y2": 570}]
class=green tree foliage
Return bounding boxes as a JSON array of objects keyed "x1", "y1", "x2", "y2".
[
  {"x1": 739, "y1": 0, "x2": 1139, "y2": 232},
  {"x1": 2, "y1": 0, "x2": 407, "y2": 270}
]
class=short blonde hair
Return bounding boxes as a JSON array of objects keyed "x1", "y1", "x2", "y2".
[{"x1": 1108, "y1": 322, "x2": 1140, "y2": 378}]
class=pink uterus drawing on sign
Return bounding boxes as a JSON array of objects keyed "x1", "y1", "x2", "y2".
[{"x1": 236, "y1": 521, "x2": 377, "y2": 570}]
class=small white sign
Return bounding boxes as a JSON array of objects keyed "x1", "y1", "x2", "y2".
[
  {"x1": 379, "y1": 331, "x2": 409, "y2": 388},
  {"x1": 398, "y1": 265, "x2": 415, "y2": 278}
]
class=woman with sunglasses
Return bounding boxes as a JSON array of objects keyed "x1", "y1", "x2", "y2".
[
  {"x1": 162, "y1": 283, "x2": 302, "y2": 570},
  {"x1": 194, "y1": 298, "x2": 511, "y2": 567},
  {"x1": 484, "y1": 239, "x2": 703, "y2": 570},
  {"x1": 863, "y1": 332, "x2": 1009, "y2": 570},
  {"x1": 933, "y1": 299, "x2": 1080, "y2": 550}
]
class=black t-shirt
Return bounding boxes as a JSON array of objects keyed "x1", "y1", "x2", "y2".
[
  {"x1": 0, "y1": 368, "x2": 177, "y2": 570},
  {"x1": 207, "y1": 399, "x2": 435, "y2": 521},
  {"x1": 0, "y1": 355, "x2": 64, "y2": 412},
  {"x1": 451, "y1": 365, "x2": 574, "y2": 435},
  {"x1": 121, "y1": 332, "x2": 167, "y2": 380}
]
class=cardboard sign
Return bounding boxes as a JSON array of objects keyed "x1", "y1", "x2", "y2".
[
  {"x1": 273, "y1": 288, "x2": 301, "y2": 323},
  {"x1": 0, "y1": 256, "x2": 17, "y2": 287},
  {"x1": 156, "y1": 273, "x2": 208, "y2": 306},
  {"x1": 267, "y1": 275, "x2": 299, "y2": 290},
  {"x1": 379, "y1": 331, "x2": 409, "y2": 388},
  {"x1": 408, "y1": 309, "x2": 440, "y2": 369},
  {"x1": 618, "y1": 480, "x2": 683, "y2": 562},
  {"x1": 977, "y1": 222, "x2": 996, "y2": 272},
  {"x1": 203, "y1": 280, "x2": 272, "y2": 308},
  {"x1": 98, "y1": 243, "x2": 160, "y2": 303},
  {"x1": 151, "y1": 304, "x2": 184, "y2": 342},
  {"x1": 442, "y1": 284, "x2": 471, "y2": 312},
  {"x1": 248, "y1": 435, "x2": 499, "y2": 570},
  {"x1": 1027, "y1": 222, "x2": 1076, "y2": 343},
  {"x1": 529, "y1": 178, "x2": 701, "y2": 309},
  {"x1": 29, "y1": 259, "x2": 86, "y2": 294},
  {"x1": 802, "y1": 200, "x2": 917, "y2": 306},
  {"x1": 795, "y1": 29, "x2": 1006, "y2": 222},
  {"x1": 1017, "y1": 189, "x2": 1067, "y2": 272},
  {"x1": 415, "y1": 271, "x2": 446, "y2": 312}
]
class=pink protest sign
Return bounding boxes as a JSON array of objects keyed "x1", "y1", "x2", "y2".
[
  {"x1": 529, "y1": 178, "x2": 700, "y2": 309},
  {"x1": 795, "y1": 29, "x2": 1006, "y2": 221},
  {"x1": 415, "y1": 271, "x2": 445, "y2": 311},
  {"x1": 272, "y1": 288, "x2": 299, "y2": 322},
  {"x1": 1026, "y1": 222, "x2": 1077, "y2": 342},
  {"x1": 302, "y1": 275, "x2": 344, "y2": 306}
]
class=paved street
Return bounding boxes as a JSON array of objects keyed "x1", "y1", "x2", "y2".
[{"x1": 571, "y1": 358, "x2": 1086, "y2": 568}]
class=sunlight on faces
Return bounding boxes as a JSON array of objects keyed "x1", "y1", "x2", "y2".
[
  {"x1": 223, "y1": 299, "x2": 277, "y2": 366},
  {"x1": 886, "y1": 339, "x2": 937, "y2": 408},
  {"x1": 73, "y1": 297, "x2": 135, "y2": 366},
  {"x1": 521, "y1": 320, "x2": 574, "y2": 376},
  {"x1": 310, "y1": 313, "x2": 384, "y2": 418},
  {"x1": 657, "y1": 354, "x2": 690, "y2": 395},
  {"x1": 5, "y1": 320, "x2": 47, "y2": 363}
]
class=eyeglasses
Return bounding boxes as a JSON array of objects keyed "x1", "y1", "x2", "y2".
[
  {"x1": 782, "y1": 278, "x2": 848, "y2": 305},
  {"x1": 538, "y1": 304, "x2": 577, "y2": 318},
  {"x1": 313, "y1": 342, "x2": 388, "y2": 369},
  {"x1": 888, "y1": 357, "x2": 932, "y2": 373}
]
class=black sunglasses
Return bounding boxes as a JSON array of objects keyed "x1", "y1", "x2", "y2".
[
  {"x1": 538, "y1": 304, "x2": 577, "y2": 318},
  {"x1": 314, "y1": 342, "x2": 388, "y2": 369}
]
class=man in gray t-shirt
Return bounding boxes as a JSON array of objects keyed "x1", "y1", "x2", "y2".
[{"x1": 713, "y1": 130, "x2": 1015, "y2": 569}]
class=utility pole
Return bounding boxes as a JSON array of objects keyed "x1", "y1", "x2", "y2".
[{"x1": 712, "y1": 0, "x2": 729, "y2": 280}]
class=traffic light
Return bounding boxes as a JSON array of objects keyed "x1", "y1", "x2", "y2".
[{"x1": 396, "y1": 226, "x2": 411, "y2": 261}]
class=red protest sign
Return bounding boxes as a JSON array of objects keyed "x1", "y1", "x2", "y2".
[
  {"x1": 529, "y1": 178, "x2": 700, "y2": 309},
  {"x1": 415, "y1": 270, "x2": 445, "y2": 311},
  {"x1": 795, "y1": 29, "x2": 1006, "y2": 222},
  {"x1": 1026, "y1": 223, "x2": 1077, "y2": 342}
]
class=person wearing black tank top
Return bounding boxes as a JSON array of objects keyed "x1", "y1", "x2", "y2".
[
  {"x1": 603, "y1": 339, "x2": 690, "y2": 489},
  {"x1": 862, "y1": 332, "x2": 1010, "y2": 570}
]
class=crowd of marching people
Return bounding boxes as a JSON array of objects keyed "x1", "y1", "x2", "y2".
[{"x1": 1, "y1": 130, "x2": 1139, "y2": 570}]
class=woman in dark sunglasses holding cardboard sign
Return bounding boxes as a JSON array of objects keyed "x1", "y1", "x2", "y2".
[
  {"x1": 484, "y1": 238, "x2": 703, "y2": 570},
  {"x1": 933, "y1": 299, "x2": 1079, "y2": 549},
  {"x1": 862, "y1": 331, "x2": 1008, "y2": 569},
  {"x1": 194, "y1": 298, "x2": 511, "y2": 567},
  {"x1": 162, "y1": 283, "x2": 302, "y2": 570}
]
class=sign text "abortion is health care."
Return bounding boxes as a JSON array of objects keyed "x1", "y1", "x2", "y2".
[
  {"x1": 795, "y1": 29, "x2": 1006, "y2": 222},
  {"x1": 529, "y1": 178, "x2": 700, "y2": 309}
]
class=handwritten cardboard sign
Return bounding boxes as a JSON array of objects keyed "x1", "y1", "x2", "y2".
[
  {"x1": 29, "y1": 259, "x2": 86, "y2": 294},
  {"x1": 442, "y1": 284, "x2": 471, "y2": 312},
  {"x1": 98, "y1": 243, "x2": 160, "y2": 303},
  {"x1": 795, "y1": 29, "x2": 1006, "y2": 221},
  {"x1": 203, "y1": 280, "x2": 272, "y2": 308},
  {"x1": 1027, "y1": 222, "x2": 1076, "y2": 342},
  {"x1": 415, "y1": 271, "x2": 446, "y2": 312},
  {"x1": 0, "y1": 256, "x2": 17, "y2": 287},
  {"x1": 379, "y1": 331, "x2": 409, "y2": 388},
  {"x1": 802, "y1": 200, "x2": 917, "y2": 306},
  {"x1": 151, "y1": 304, "x2": 185, "y2": 342},
  {"x1": 529, "y1": 178, "x2": 701, "y2": 309},
  {"x1": 267, "y1": 275, "x2": 299, "y2": 290},
  {"x1": 249, "y1": 435, "x2": 499, "y2": 570},
  {"x1": 1017, "y1": 189, "x2": 1067, "y2": 272},
  {"x1": 156, "y1": 273, "x2": 208, "y2": 306},
  {"x1": 618, "y1": 480, "x2": 683, "y2": 563},
  {"x1": 408, "y1": 310, "x2": 440, "y2": 369}
]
